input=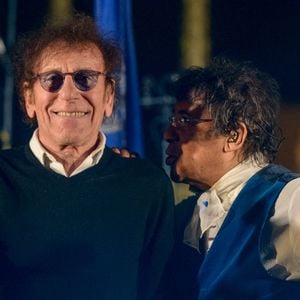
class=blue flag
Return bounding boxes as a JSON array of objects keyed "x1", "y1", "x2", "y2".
[{"x1": 94, "y1": 0, "x2": 144, "y2": 156}]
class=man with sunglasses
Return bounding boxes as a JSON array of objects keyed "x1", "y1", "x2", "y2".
[
  {"x1": 161, "y1": 58, "x2": 300, "y2": 299},
  {"x1": 0, "y1": 14, "x2": 174, "y2": 300}
]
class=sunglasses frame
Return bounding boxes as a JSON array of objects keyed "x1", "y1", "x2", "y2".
[{"x1": 32, "y1": 70, "x2": 108, "y2": 93}]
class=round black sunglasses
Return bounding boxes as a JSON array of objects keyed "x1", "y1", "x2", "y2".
[{"x1": 32, "y1": 70, "x2": 108, "y2": 93}]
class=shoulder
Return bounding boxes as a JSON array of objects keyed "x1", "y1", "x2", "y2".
[
  {"x1": 0, "y1": 147, "x2": 19, "y2": 159},
  {"x1": 103, "y1": 146, "x2": 170, "y2": 181},
  {"x1": 275, "y1": 177, "x2": 300, "y2": 214},
  {"x1": 278, "y1": 177, "x2": 300, "y2": 198},
  {"x1": 0, "y1": 145, "x2": 28, "y2": 156},
  {"x1": 242, "y1": 164, "x2": 299, "y2": 197},
  {"x1": 264, "y1": 171, "x2": 300, "y2": 238},
  {"x1": 258, "y1": 164, "x2": 299, "y2": 183},
  {"x1": 0, "y1": 145, "x2": 43, "y2": 180},
  {"x1": 270, "y1": 176, "x2": 300, "y2": 224},
  {"x1": 263, "y1": 164, "x2": 300, "y2": 197},
  {"x1": 99, "y1": 147, "x2": 174, "y2": 201},
  {"x1": 0, "y1": 145, "x2": 28, "y2": 166}
]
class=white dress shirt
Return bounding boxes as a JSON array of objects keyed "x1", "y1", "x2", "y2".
[
  {"x1": 183, "y1": 158, "x2": 300, "y2": 280},
  {"x1": 29, "y1": 129, "x2": 106, "y2": 177}
]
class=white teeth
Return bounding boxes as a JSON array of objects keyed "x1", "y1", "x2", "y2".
[{"x1": 56, "y1": 112, "x2": 86, "y2": 117}]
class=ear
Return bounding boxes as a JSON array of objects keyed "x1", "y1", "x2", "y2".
[
  {"x1": 104, "y1": 79, "x2": 115, "y2": 118},
  {"x1": 224, "y1": 122, "x2": 247, "y2": 153},
  {"x1": 23, "y1": 82, "x2": 36, "y2": 119}
]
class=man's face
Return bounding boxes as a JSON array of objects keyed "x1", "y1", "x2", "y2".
[
  {"x1": 24, "y1": 43, "x2": 114, "y2": 150},
  {"x1": 164, "y1": 98, "x2": 231, "y2": 190}
]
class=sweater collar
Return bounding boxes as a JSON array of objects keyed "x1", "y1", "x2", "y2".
[{"x1": 29, "y1": 129, "x2": 106, "y2": 177}]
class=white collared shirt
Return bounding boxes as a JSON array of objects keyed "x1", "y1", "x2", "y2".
[
  {"x1": 183, "y1": 158, "x2": 300, "y2": 280},
  {"x1": 29, "y1": 129, "x2": 106, "y2": 177},
  {"x1": 184, "y1": 158, "x2": 264, "y2": 251}
]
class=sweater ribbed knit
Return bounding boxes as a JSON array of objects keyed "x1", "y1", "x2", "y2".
[{"x1": 0, "y1": 146, "x2": 174, "y2": 300}]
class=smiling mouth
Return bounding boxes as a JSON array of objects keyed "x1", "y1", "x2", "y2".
[{"x1": 54, "y1": 111, "x2": 88, "y2": 117}]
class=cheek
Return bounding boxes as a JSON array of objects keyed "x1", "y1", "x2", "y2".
[
  {"x1": 181, "y1": 140, "x2": 201, "y2": 160},
  {"x1": 177, "y1": 142, "x2": 200, "y2": 172},
  {"x1": 27, "y1": 89, "x2": 52, "y2": 117}
]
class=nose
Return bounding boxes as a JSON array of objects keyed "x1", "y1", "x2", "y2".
[
  {"x1": 163, "y1": 124, "x2": 178, "y2": 143},
  {"x1": 59, "y1": 74, "x2": 80, "y2": 100}
]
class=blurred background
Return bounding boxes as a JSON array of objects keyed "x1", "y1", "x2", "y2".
[{"x1": 0, "y1": 0, "x2": 299, "y2": 193}]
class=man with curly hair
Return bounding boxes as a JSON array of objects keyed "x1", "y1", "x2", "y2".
[
  {"x1": 0, "y1": 14, "x2": 174, "y2": 300},
  {"x1": 161, "y1": 58, "x2": 300, "y2": 299}
]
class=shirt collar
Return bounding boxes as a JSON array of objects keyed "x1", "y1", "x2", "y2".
[
  {"x1": 183, "y1": 158, "x2": 267, "y2": 251},
  {"x1": 211, "y1": 157, "x2": 267, "y2": 210},
  {"x1": 29, "y1": 129, "x2": 106, "y2": 177}
]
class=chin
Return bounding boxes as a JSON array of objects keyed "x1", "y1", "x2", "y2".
[
  {"x1": 169, "y1": 165, "x2": 183, "y2": 183},
  {"x1": 55, "y1": 134, "x2": 82, "y2": 146}
]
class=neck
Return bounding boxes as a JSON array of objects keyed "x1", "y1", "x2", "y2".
[
  {"x1": 39, "y1": 136, "x2": 100, "y2": 176},
  {"x1": 52, "y1": 146, "x2": 97, "y2": 176}
]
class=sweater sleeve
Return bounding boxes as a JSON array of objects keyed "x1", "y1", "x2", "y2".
[{"x1": 137, "y1": 174, "x2": 175, "y2": 300}]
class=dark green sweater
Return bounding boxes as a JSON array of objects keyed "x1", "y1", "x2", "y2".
[{"x1": 0, "y1": 146, "x2": 175, "y2": 300}]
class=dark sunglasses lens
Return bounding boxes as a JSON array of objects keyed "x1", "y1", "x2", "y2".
[
  {"x1": 40, "y1": 72, "x2": 64, "y2": 92},
  {"x1": 74, "y1": 71, "x2": 98, "y2": 91}
]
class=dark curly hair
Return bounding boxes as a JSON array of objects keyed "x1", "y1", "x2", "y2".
[
  {"x1": 13, "y1": 13, "x2": 121, "y2": 123},
  {"x1": 173, "y1": 57, "x2": 283, "y2": 163}
]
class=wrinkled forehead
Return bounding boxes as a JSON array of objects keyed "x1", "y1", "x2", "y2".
[
  {"x1": 174, "y1": 94, "x2": 210, "y2": 116},
  {"x1": 175, "y1": 92, "x2": 206, "y2": 107},
  {"x1": 176, "y1": 82, "x2": 208, "y2": 99},
  {"x1": 176, "y1": 87, "x2": 208, "y2": 103},
  {"x1": 33, "y1": 41, "x2": 104, "y2": 72}
]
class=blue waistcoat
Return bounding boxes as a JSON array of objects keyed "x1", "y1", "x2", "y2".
[{"x1": 197, "y1": 164, "x2": 300, "y2": 300}]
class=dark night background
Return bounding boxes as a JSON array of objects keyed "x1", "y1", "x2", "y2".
[
  {"x1": 0, "y1": 0, "x2": 299, "y2": 169},
  {"x1": 1, "y1": 1, "x2": 299, "y2": 98}
]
